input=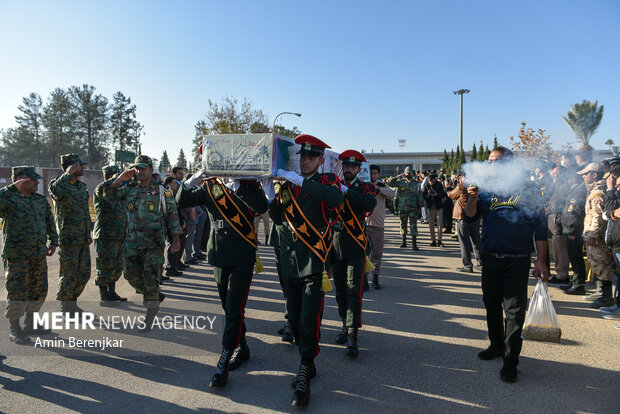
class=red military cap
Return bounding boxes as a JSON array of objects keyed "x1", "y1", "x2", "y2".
[
  {"x1": 295, "y1": 134, "x2": 331, "y2": 156},
  {"x1": 339, "y1": 150, "x2": 366, "y2": 166}
]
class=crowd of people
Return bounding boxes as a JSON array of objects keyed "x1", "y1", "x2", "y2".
[{"x1": 1, "y1": 140, "x2": 618, "y2": 406}]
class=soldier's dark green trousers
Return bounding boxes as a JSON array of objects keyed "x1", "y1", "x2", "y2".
[
  {"x1": 125, "y1": 248, "x2": 163, "y2": 307},
  {"x1": 94, "y1": 239, "x2": 125, "y2": 286},
  {"x1": 273, "y1": 247, "x2": 288, "y2": 320},
  {"x1": 283, "y1": 274, "x2": 325, "y2": 359},
  {"x1": 332, "y1": 257, "x2": 364, "y2": 328},
  {"x1": 4, "y1": 255, "x2": 48, "y2": 319},
  {"x1": 213, "y1": 264, "x2": 254, "y2": 351},
  {"x1": 57, "y1": 243, "x2": 91, "y2": 301}
]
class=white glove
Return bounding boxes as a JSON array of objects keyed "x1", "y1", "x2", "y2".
[
  {"x1": 224, "y1": 179, "x2": 240, "y2": 192},
  {"x1": 276, "y1": 169, "x2": 304, "y2": 187},
  {"x1": 340, "y1": 184, "x2": 349, "y2": 193},
  {"x1": 260, "y1": 179, "x2": 276, "y2": 202},
  {"x1": 184, "y1": 169, "x2": 206, "y2": 187}
]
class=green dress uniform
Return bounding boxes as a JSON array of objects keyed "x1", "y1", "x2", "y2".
[
  {"x1": 177, "y1": 179, "x2": 268, "y2": 351},
  {"x1": 267, "y1": 220, "x2": 289, "y2": 324},
  {"x1": 1, "y1": 177, "x2": 58, "y2": 321},
  {"x1": 93, "y1": 179, "x2": 127, "y2": 288},
  {"x1": 331, "y1": 178, "x2": 377, "y2": 336},
  {"x1": 101, "y1": 178, "x2": 182, "y2": 307},
  {"x1": 386, "y1": 176, "x2": 424, "y2": 237},
  {"x1": 48, "y1": 172, "x2": 92, "y2": 303},
  {"x1": 269, "y1": 172, "x2": 343, "y2": 360}
]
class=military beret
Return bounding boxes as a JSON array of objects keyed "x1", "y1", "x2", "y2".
[
  {"x1": 338, "y1": 150, "x2": 366, "y2": 166},
  {"x1": 12, "y1": 166, "x2": 43, "y2": 180},
  {"x1": 295, "y1": 134, "x2": 331, "y2": 156},
  {"x1": 60, "y1": 153, "x2": 87, "y2": 166},
  {"x1": 130, "y1": 155, "x2": 153, "y2": 169}
]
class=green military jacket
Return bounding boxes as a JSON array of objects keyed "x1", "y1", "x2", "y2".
[
  {"x1": 48, "y1": 173, "x2": 92, "y2": 246},
  {"x1": 332, "y1": 178, "x2": 377, "y2": 261},
  {"x1": 102, "y1": 179, "x2": 182, "y2": 258},
  {"x1": 0, "y1": 185, "x2": 58, "y2": 259},
  {"x1": 386, "y1": 177, "x2": 424, "y2": 212},
  {"x1": 177, "y1": 180, "x2": 268, "y2": 268},
  {"x1": 93, "y1": 181, "x2": 127, "y2": 240},
  {"x1": 269, "y1": 172, "x2": 344, "y2": 278}
]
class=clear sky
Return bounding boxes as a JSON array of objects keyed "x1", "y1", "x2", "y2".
[{"x1": 1, "y1": 0, "x2": 619, "y2": 162}]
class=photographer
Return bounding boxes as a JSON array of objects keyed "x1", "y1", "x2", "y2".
[{"x1": 422, "y1": 173, "x2": 446, "y2": 247}]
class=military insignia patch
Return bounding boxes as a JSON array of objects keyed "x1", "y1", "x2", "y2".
[
  {"x1": 128, "y1": 203, "x2": 134, "y2": 211},
  {"x1": 281, "y1": 189, "x2": 291, "y2": 205},
  {"x1": 213, "y1": 184, "x2": 223, "y2": 198},
  {"x1": 274, "y1": 182, "x2": 281, "y2": 194},
  {"x1": 164, "y1": 189, "x2": 172, "y2": 198},
  {"x1": 304, "y1": 143, "x2": 311, "y2": 150},
  {"x1": 349, "y1": 156, "x2": 356, "y2": 163},
  {"x1": 149, "y1": 205, "x2": 155, "y2": 211}
]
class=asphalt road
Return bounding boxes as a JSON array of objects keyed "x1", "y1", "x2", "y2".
[{"x1": 1, "y1": 216, "x2": 618, "y2": 413}]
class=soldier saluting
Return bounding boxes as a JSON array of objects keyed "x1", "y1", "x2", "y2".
[
  {"x1": 386, "y1": 167, "x2": 424, "y2": 250},
  {"x1": 264, "y1": 134, "x2": 344, "y2": 408},
  {"x1": 331, "y1": 150, "x2": 377, "y2": 357},
  {"x1": 176, "y1": 172, "x2": 268, "y2": 389},
  {"x1": 102, "y1": 155, "x2": 182, "y2": 332},
  {"x1": 1, "y1": 167, "x2": 57, "y2": 344}
]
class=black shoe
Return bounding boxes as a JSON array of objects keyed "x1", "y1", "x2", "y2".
[
  {"x1": 291, "y1": 361, "x2": 312, "y2": 407},
  {"x1": 291, "y1": 360, "x2": 316, "y2": 388},
  {"x1": 437, "y1": 241, "x2": 444, "y2": 247},
  {"x1": 399, "y1": 235, "x2": 407, "y2": 248},
  {"x1": 228, "y1": 341, "x2": 250, "y2": 371},
  {"x1": 335, "y1": 323, "x2": 348, "y2": 344},
  {"x1": 185, "y1": 258, "x2": 199, "y2": 265},
  {"x1": 165, "y1": 268, "x2": 182, "y2": 277},
  {"x1": 548, "y1": 276, "x2": 569, "y2": 285},
  {"x1": 209, "y1": 349, "x2": 232, "y2": 388},
  {"x1": 412, "y1": 237, "x2": 420, "y2": 251},
  {"x1": 277, "y1": 322, "x2": 287, "y2": 335},
  {"x1": 564, "y1": 286, "x2": 586, "y2": 295},
  {"x1": 23, "y1": 313, "x2": 52, "y2": 335},
  {"x1": 282, "y1": 323, "x2": 295, "y2": 343},
  {"x1": 345, "y1": 328, "x2": 359, "y2": 358},
  {"x1": 456, "y1": 266, "x2": 473, "y2": 273},
  {"x1": 478, "y1": 346, "x2": 503, "y2": 360},
  {"x1": 559, "y1": 283, "x2": 574, "y2": 291},
  {"x1": 99, "y1": 286, "x2": 120, "y2": 307},
  {"x1": 430, "y1": 241, "x2": 437, "y2": 247},
  {"x1": 159, "y1": 292, "x2": 166, "y2": 302},
  {"x1": 138, "y1": 307, "x2": 159, "y2": 333},
  {"x1": 500, "y1": 358, "x2": 518, "y2": 382},
  {"x1": 372, "y1": 274, "x2": 381, "y2": 290},
  {"x1": 194, "y1": 253, "x2": 207, "y2": 260},
  {"x1": 160, "y1": 275, "x2": 171, "y2": 281},
  {"x1": 9, "y1": 319, "x2": 32, "y2": 344},
  {"x1": 108, "y1": 283, "x2": 127, "y2": 302},
  {"x1": 178, "y1": 262, "x2": 190, "y2": 269}
]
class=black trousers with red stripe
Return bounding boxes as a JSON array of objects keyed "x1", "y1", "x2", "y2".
[
  {"x1": 332, "y1": 256, "x2": 364, "y2": 328},
  {"x1": 213, "y1": 264, "x2": 254, "y2": 351},
  {"x1": 283, "y1": 274, "x2": 325, "y2": 360}
]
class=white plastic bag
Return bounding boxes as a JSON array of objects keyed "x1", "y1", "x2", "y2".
[{"x1": 522, "y1": 279, "x2": 562, "y2": 343}]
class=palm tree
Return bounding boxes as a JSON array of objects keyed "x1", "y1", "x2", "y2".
[
  {"x1": 605, "y1": 138, "x2": 615, "y2": 154},
  {"x1": 562, "y1": 100, "x2": 604, "y2": 151}
]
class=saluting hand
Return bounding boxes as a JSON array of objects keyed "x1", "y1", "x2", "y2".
[{"x1": 112, "y1": 170, "x2": 136, "y2": 187}]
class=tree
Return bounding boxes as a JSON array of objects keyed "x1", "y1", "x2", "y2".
[
  {"x1": 159, "y1": 150, "x2": 171, "y2": 172},
  {"x1": 176, "y1": 149, "x2": 188, "y2": 169},
  {"x1": 470, "y1": 143, "x2": 477, "y2": 162},
  {"x1": 493, "y1": 135, "x2": 499, "y2": 149},
  {"x1": 110, "y1": 91, "x2": 143, "y2": 153},
  {"x1": 441, "y1": 149, "x2": 449, "y2": 170},
  {"x1": 562, "y1": 99, "x2": 604, "y2": 151},
  {"x1": 68, "y1": 84, "x2": 110, "y2": 168},
  {"x1": 42, "y1": 88, "x2": 77, "y2": 166},
  {"x1": 605, "y1": 138, "x2": 615, "y2": 154},
  {"x1": 483, "y1": 145, "x2": 491, "y2": 160},
  {"x1": 15, "y1": 93, "x2": 44, "y2": 166},
  {"x1": 199, "y1": 96, "x2": 268, "y2": 135},
  {"x1": 509, "y1": 122, "x2": 552, "y2": 160},
  {"x1": 275, "y1": 125, "x2": 302, "y2": 138},
  {"x1": 0, "y1": 127, "x2": 36, "y2": 166},
  {"x1": 192, "y1": 120, "x2": 207, "y2": 169},
  {"x1": 477, "y1": 141, "x2": 484, "y2": 161}
]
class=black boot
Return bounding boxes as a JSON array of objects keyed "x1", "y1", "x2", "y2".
[
  {"x1": 108, "y1": 283, "x2": 127, "y2": 302},
  {"x1": 399, "y1": 234, "x2": 407, "y2": 248},
  {"x1": 585, "y1": 279, "x2": 603, "y2": 301},
  {"x1": 209, "y1": 349, "x2": 232, "y2": 387},
  {"x1": 478, "y1": 345, "x2": 504, "y2": 360},
  {"x1": 138, "y1": 307, "x2": 159, "y2": 333},
  {"x1": 290, "y1": 359, "x2": 316, "y2": 388},
  {"x1": 345, "y1": 327, "x2": 359, "y2": 358},
  {"x1": 500, "y1": 357, "x2": 518, "y2": 382},
  {"x1": 23, "y1": 312, "x2": 52, "y2": 335},
  {"x1": 60, "y1": 301, "x2": 73, "y2": 316},
  {"x1": 281, "y1": 322, "x2": 295, "y2": 343},
  {"x1": 99, "y1": 286, "x2": 118, "y2": 307},
  {"x1": 72, "y1": 296, "x2": 85, "y2": 315},
  {"x1": 412, "y1": 236, "x2": 420, "y2": 251},
  {"x1": 9, "y1": 319, "x2": 31, "y2": 345},
  {"x1": 335, "y1": 321, "x2": 348, "y2": 344},
  {"x1": 228, "y1": 338, "x2": 250, "y2": 371},
  {"x1": 591, "y1": 281, "x2": 615, "y2": 308},
  {"x1": 291, "y1": 360, "x2": 312, "y2": 407},
  {"x1": 372, "y1": 274, "x2": 381, "y2": 289}
]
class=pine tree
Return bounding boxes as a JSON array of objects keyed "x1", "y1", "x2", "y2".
[
  {"x1": 15, "y1": 93, "x2": 44, "y2": 166},
  {"x1": 68, "y1": 84, "x2": 110, "y2": 168},
  {"x1": 478, "y1": 141, "x2": 484, "y2": 161},
  {"x1": 470, "y1": 143, "x2": 477, "y2": 162},
  {"x1": 493, "y1": 135, "x2": 499, "y2": 149},
  {"x1": 176, "y1": 149, "x2": 188, "y2": 169},
  {"x1": 159, "y1": 150, "x2": 171, "y2": 172},
  {"x1": 42, "y1": 88, "x2": 77, "y2": 166},
  {"x1": 483, "y1": 145, "x2": 491, "y2": 160},
  {"x1": 441, "y1": 149, "x2": 449, "y2": 170},
  {"x1": 110, "y1": 91, "x2": 143, "y2": 153}
]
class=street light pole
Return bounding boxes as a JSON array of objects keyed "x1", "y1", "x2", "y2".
[
  {"x1": 272, "y1": 111, "x2": 302, "y2": 134},
  {"x1": 453, "y1": 89, "x2": 470, "y2": 150}
]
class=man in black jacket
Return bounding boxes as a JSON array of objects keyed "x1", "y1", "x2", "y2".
[
  {"x1": 602, "y1": 169, "x2": 620, "y2": 319},
  {"x1": 560, "y1": 170, "x2": 588, "y2": 295},
  {"x1": 423, "y1": 174, "x2": 446, "y2": 246}
]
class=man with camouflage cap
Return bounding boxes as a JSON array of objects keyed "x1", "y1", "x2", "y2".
[
  {"x1": 386, "y1": 166, "x2": 424, "y2": 250},
  {"x1": 1, "y1": 167, "x2": 57, "y2": 344},
  {"x1": 102, "y1": 155, "x2": 182, "y2": 332},
  {"x1": 93, "y1": 164, "x2": 128, "y2": 306},
  {"x1": 48, "y1": 153, "x2": 92, "y2": 314}
]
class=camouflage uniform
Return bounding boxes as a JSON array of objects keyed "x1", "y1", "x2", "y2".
[
  {"x1": 1, "y1": 167, "x2": 58, "y2": 320},
  {"x1": 101, "y1": 159, "x2": 182, "y2": 308},
  {"x1": 93, "y1": 165, "x2": 127, "y2": 287},
  {"x1": 583, "y1": 179, "x2": 614, "y2": 282},
  {"x1": 386, "y1": 176, "x2": 424, "y2": 236},
  {"x1": 48, "y1": 155, "x2": 92, "y2": 302}
]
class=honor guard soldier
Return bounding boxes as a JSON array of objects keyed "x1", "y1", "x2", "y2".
[
  {"x1": 1, "y1": 167, "x2": 57, "y2": 344},
  {"x1": 332, "y1": 150, "x2": 377, "y2": 357},
  {"x1": 386, "y1": 167, "x2": 424, "y2": 250},
  {"x1": 264, "y1": 134, "x2": 344, "y2": 408},
  {"x1": 177, "y1": 172, "x2": 268, "y2": 388},
  {"x1": 102, "y1": 155, "x2": 182, "y2": 331},
  {"x1": 268, "y1": 213, "x2": 295, "y2": 343},
  {"x1": 48, "y1": 153, "x2": 92, "y2": 314},
  {"x1": 93, "y1": 165, "x2": 128, "y2": 306}
]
